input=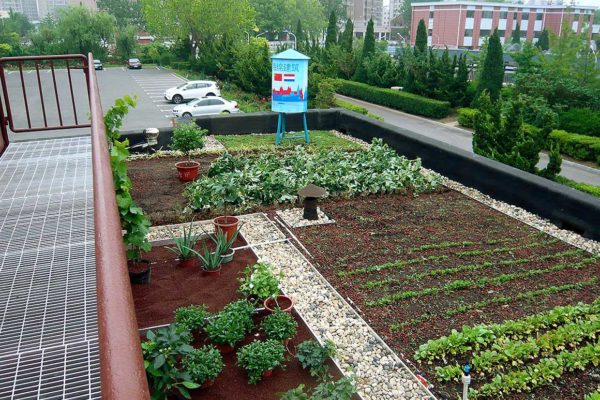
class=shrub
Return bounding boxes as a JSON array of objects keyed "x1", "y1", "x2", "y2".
[
  {"x1": 238, "y1": 262, "x2": 281, "y2": 301},
  {"x1": 335, "y1": 79, "x2": 450, "y2": 118},
  {"x1": 336, "y1": 99, "x2": 369, "y2": 115},
  {"x1": 559, "y1": 108, "x2": 600, "y2": 138},
  {"x1": 260, "y1": 309, "x2": 298, "y2": 342},
  {"x1": 280, "y1": 376, "x2": 356, "y2": 400},
  {"x1": 554, "y1": 176, "x2": 600, "y2": 198},
  {"x1": 315, "y1": 79, "x2": 337, "y2": 109},
  {"x1": 549, "y1": 130, "x2": 600, "y2": 164},
  {"x1": 159, "y1": 52, "x2": 173, "y2": 66},
  {"x1": 457, "y1": 107, "x2": 477, "y2": 128},
  {"x1": 170, "y1": 61, "x2": 191, "y2": 71},
  {"x1": 182, "y1": 345, "x2": 224, "y2": 385},
  {"x1": 170, "y1": 124, "x2": 206, "y2": 159},
  {"x1": 237, "y1": 340, "x2": 286, "y2": 384},
  {"x1": 205, "y1": 300, "x2": 255, "y2": 346},
  {"x1": 174, "y1": 304, "x2": 210, "y2": 331},
  {"x1": 296, "y1": 340, "x2": 336, "y2": 378}
]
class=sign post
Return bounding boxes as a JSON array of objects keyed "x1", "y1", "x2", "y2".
[{"x1": 271, "y1": 49, "x2": 310, "y2": 145}]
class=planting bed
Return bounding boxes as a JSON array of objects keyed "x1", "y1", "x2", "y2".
[
  {"x1": 287, "y1": 191, "x2": 600, "y2": 399},
  {"x1": 132, "y1": 240, "x2": 345, "y2": 400}
]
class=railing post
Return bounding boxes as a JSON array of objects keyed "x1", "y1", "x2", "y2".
[{"x1": 88, "y1": 53, "x2": 150, "y2": 400}]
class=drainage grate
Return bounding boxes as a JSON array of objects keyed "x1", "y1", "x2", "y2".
[{"x1": 0, "y1": 137, "x2": 100, "y2": 399}]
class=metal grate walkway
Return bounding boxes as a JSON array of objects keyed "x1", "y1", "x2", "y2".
[{"x1": 0, "y1": 137, "x2": 100, "y2": 399}]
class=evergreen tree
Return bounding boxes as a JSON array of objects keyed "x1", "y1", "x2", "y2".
[
  {"x1": 511, "y1": 22, "x2": 521, "y2": 44},
  {"x1": 325, "y1": 10, "x2": 337, "y2": 48},
  {"x1": 451, "y1": 54, "x2": 469, "y2": 106},
  {"x1": 415, "y1": 19, "x2": 427, "y2": 54},
  {"x1": 535, "y1": 29, "x2": 549, "y2": 51},
  {"x1": 340, "y1": 18, "x2": 354, "y2": 52},
  {"x1": 477, "y1": 29, "x2": 504, "y2": 101},
  {"x1": 296, "y1": 19, "x2": 305, "y2": 52},
  {"x1": 363, "y1": 18, "x2": 375, "y2": 58}
]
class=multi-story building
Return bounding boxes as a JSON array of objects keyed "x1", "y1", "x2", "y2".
[
  {"x1": 346, "y1": 0, "x2": 390, "y2": 39},
  {"x1": 410, "y1": 1, "x2": 596, "y2": 49},
  {"x1": 0, "y1": 0, "x2": 96, "y2": 22}
]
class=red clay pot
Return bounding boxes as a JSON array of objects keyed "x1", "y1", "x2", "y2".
[
  {"x1": 213, "y1": 216, "x2": 239, "y2": 242},
  {"x1": 202, "y1": 267, "x2": 221, "y2": 276},
  {"x1": 179, "y1": 257, "x2": 196, "y2": 268},
  {"x1": 264, "y1": 295, "x2": 294, "y2": 313},
  {"x1": 215, "y1": 343, "x2": 235, "y2": 354},
  {"x1": 261, "y1": 369, "x2": 273, "y2": 378},
  {"x1": 175, "y1": 161, "x2": 200, "y2": 182},
  {"x1": 200, "y1": 379, "x2": 214, "y2": 389}
]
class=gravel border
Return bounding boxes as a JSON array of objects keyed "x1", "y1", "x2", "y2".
[
  {"x1": 127, "y1": 135, "x2": 225, "y2": 160},
  {"x1": 275, "y1": 207, "x2": 335, "y2": 228},
  {"x1": 331, "y1": 130, "x2": 370, "y2": 149}
]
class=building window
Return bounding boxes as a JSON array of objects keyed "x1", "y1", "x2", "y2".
[
  {"x1": 428, "y1": 29, "x2": 432, "y2": 37},
  {"x1": 534, "y1": 30, "x2": 542, "y2": 38},
  {"x1": 482, "y1": 10, "x2": 493, "y2": 19},
  {"x1": 521, "y1": 12, "x2": 529, "y2": 21},
  {"x1": 500, "y1": 11, "x2": 508, "y2": 19},
  {"x1": 429, "y1": 11, "x2": 434, "y2": 18},
  {"x1": 536, "y1": 12, "x2": 543, "y2": 20},
  {"x1": 498, "y1": 30, "x2": 505, "y2": 37},
  {"x1": 466, "y1": 10, "x2": 474, "y2": 18},
  {"x1": 480, "y1": 29, "x2": 491, "y2": 37},
  {"x1": 464, "y1": 29, "x2": 473, "y2": 37},
  {"x1": 573, "y1": 14, "x2": 579, "y2": 22}
]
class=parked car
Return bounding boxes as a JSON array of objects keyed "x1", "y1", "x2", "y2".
[
  {"x1": 127, "y1": 58, "x2": 142, "y2": 69},
  {"x1": 93, "y1": 59, "x2": 103, "y2": 70},
  {"x1": 172, "y1": 97, "x2": 239, "y2": 118},
  {"x1": 164, "y1": 80, "x2": 221, "y2": 104}
]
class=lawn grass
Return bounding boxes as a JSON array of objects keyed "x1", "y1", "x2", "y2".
[{"x1": 215, "y1": 130, "x2": 364, "y2": 153}]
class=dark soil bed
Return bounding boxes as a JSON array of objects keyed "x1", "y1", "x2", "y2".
[
  {"x1": 284, "y1": 191, "x2": 600, "y2": 400},
  {"x1": 131, "y1": 240, "x2": 344, "y2": 400}
]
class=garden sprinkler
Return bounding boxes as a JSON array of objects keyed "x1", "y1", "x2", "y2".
[{"x1": 462, "y1": 363, "x2": 471, "y2": 400}]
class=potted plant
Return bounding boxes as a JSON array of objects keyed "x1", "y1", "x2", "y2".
[
  {"x1": 124, "y1": 203, "x2": 152, "y2": 284},
  {"x1": 174, "y1": 304, "x2": 210, "y2": 333},
  {"x1": 192, "y1": 241, "x2": 222, "y2": 276},
  {"x1": 212, "y1": 177, "x2": 242, "y2": 241},
  {"x1": 238, "y1": 262, "x2": 282, "y2": 304},
  {"x1": 211, "y1": 225, "x2": 241, "y2": 264},
  {"x1": 128, "y1": 245, "x2": 152, "y2": 284},
  {"x1": 205, "y1": 300, "x2": 255, "y2": 353},
  {"x1": 170, "y1": 123, "x2": 206, "y2": 181},
  {"x1": 167, "y1": 221, "x2": 200, "y2": 268},
  {"x1": 182, "y1": 345, "x2": 224, "y2": 389},
  {"x1": 141, "y1": 324, "x2": 199, "y2": 399},
  {"x1": 295, "y1": 339, "x2": 337, "y2": 378},
  {"x1": 260, "y1": 309, "x2": 298, "y2": 345},
  {"x1": 236, "y1": 340, "x2": 286, "y2": 384}
]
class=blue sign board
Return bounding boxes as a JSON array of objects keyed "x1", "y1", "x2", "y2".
[{"x1": 271, "y1": 49, "x2": 310, "y2": 113}]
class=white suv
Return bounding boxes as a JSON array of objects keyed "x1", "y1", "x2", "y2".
[{"x1": 164, "y1": 80, "x2": 221, "y2": 104}]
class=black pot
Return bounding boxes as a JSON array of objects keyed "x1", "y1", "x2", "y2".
[{"x1": 128, "y1": 260, "x2": 151, "y2": 284}]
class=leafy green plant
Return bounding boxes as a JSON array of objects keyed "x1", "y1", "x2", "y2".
[
  {"x1": 280, "y1": 376, "x2": 356, "y2": 400},
  {"x1": 141, "y1": 324, "x2": 199, "y2": 399},
  {"x1": 174, "y1": 304, "x2": 210, "y2": 332},
  {"x1": 104, "y1": 96, "x2": 151, "y2": 261},
  {"x1": 191, "y1": 241, "x2": 222, "y2": 271},
  {"x1": 296, "y1": 340, "x2": 336, "y2": 378},
  {"x1": 167, "y1": 221, "x2": 200, "y2": 260},
  {"x1": 260, "y1": 309, "x2": 298, "y2": 342},
  {"x1": 237, "y1": 339, "x2": 286, "y2": 384},
  {"x1": 182, "y1": 345, "x2": 224, "y2": 385},
  {"x1": 186, "y1": 140, "x2": 441, "y2": 213},
  {"x1": 238, "y1": 262, "x2": 281, "y2": 301},
  {"x1": 170, "y1": 123, "x2": 206, "y2": 161},
  {"x1": 209, "y1": 226, "x2": 241, "y2": 255},
  {"x1": 205, "y1": 300, "x2": 255, "y2": 346}
]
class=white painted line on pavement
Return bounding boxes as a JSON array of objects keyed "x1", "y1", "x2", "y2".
[{"x1": 156, "y1": 66, "x2": 160, "y2": 70}]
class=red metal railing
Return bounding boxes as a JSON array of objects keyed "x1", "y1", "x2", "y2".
[{"x1": 87, "y1": 52, "x2": 150, "y2": 399}]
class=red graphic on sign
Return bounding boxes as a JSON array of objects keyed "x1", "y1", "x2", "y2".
[{"x1": 274, "y1": 73, "x2": 283, "y2": 81}]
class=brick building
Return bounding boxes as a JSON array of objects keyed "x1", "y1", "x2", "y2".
[{"x1": 410, "y1": 1, "x2": 596, "y2": 49}]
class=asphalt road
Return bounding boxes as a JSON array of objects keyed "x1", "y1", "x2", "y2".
[
  {"x1": 337, "y1": 94, "x2": 600, "y2": 186},
  {"x1": 3, "y1": 66, "x2": 185, "y2": 141}
]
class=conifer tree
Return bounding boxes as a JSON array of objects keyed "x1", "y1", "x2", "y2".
[
  {"x1": 511, "y1": 22, "x2": 521, "y2": 44},
  {"x1": 415, "y1": 19, "x2": 427, "y2": 54},
  {"x1": 477, "y1": 29, "x2": 504, "y2": 101},
  {"x1": 325, "y1": 10, "x2": 337, "y2": 48}
]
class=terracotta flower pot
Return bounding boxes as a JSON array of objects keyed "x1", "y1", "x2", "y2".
[
  {"x1": 200, "y1": 379, "x2": 215, "y2": 389},
  {"x1": 128, "y1": 259, "x2": 151, "y2": 284},
  {"x1": 261, "y1": 369, "x2": 273, "y2": 378},
  {"x1": 215, "y1": 343, "x2": 235, "y2": 354},
  {"x1": 213, "y1": 216, "x2": 239, "y2": 242},
  {"x1": 179, "y1": 257, "x2": 196, "y2": 268},
  {"x1": 264, "y1": 295, "x2": 294, "y2": 313},
  {"x1": 175, "y1": 161, "x2": 200, "y2": 182},
  {"x1": 203, "y1": 266, "x2": 221, "y2": 276}
]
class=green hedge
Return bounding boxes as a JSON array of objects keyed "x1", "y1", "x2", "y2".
[
  {"x1": 549, "y1": 130, "x2": 600, "y2": 165},
  {"x1": 170, "y1": 61, "x2": 191, "y2": 71},
  {"x1": 335, "y1": 79, "x2": 450, "y2": 119},
  {"x1": 457, "y1": 107, "x2": 477, "y2": 128},
  {"x1": 554, "y1": 176, "x2": 600, "y2": 198},
  {"x1": 559, "y1": 108, "x2": 600, "y2": 138}
]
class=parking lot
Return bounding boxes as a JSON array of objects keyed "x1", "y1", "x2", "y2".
[{"x1": 3, "y1": 66, "x2": 189, "y2": 141}]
